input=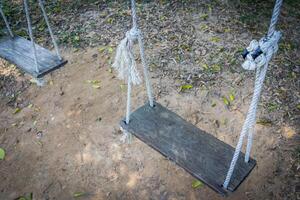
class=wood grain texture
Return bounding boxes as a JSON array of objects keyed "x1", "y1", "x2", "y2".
[
  {"x1": 0, "y1": 36, "x2": 67, "y2": 78},
  {"x1": 120, "y1": 102, "x2": 256, "y2": 195}
]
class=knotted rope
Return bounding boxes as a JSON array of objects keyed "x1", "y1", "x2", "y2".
[
  {"x1": 113, "y1": 28, "x2": 142, "y2": 85},
  {"x1": 113, "y1": 0, "x2": 154, "y2": 143},
  {"x1": 223, "y1": 0, "x2": 283, "y2": 189},
  {"x1": 242, "y1": 31, "x2": 281, "y2": 70}
]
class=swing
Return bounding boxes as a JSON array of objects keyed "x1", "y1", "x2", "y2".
[
  {"x1": 0, "y1": 0, "x2": 67, "y2": 78},
  {"x1": 114, "y1": 0, "x2": 282, "y2": 195}
]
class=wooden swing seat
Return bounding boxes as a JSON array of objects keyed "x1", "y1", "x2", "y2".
[
  {"x1": 120, "y1": 102, "x2": 256, "y2": 195},
  {"x1": 0, "y1": 36, "x2": 67, "y2": 78}
]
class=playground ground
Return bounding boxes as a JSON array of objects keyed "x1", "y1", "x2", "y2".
[{"x1": 0, "y1": 1, "x2": 299, "y2": 199}]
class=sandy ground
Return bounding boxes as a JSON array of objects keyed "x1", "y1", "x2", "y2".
[
  {"x1": 0, "y1": 48, "x2": 298, "y2": 200},
  {"x1": 0, "y1": 0, "x2": 299, "y2": 199}
]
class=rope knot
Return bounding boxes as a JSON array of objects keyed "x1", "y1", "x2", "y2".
[
  {"x1": 242, "y1": 31, "x2": 281, "y2": 71},
  {"x1": 126, "y1": 28, "x2": 140, "y2": 41},
  {"x1": 112, "y1": 28, "x2": 142, "y2": 85}
]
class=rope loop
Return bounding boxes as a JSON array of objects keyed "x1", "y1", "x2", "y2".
[
  {"x1": 242, "y1": 31, "x2": 281, "y2": 71},
  {"x1": 126, "y1": 27, "x2": 140, "y2": 42}
]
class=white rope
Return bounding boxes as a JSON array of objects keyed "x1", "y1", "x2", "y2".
[
  {"x1": 129, "y1": 0, "x2": 154, "y2": 106},
  {"x1": 24, "y1": 0, "x2": 39, "y2": 73},
  {"x1": 138, "y1": 33, "x2": 154, "y2": 107},
  {"x1": 113, "y1": 0, "x2": 154, "y2": 143},
  {"x1": 112, "y1": 27, "x2": 142, "y2": 85},
  {"x1": 38, "y1": 0, "x2": 62, "y2": 60},
  {"x1": 223, "y1": 0, "x2": 283, "y2": 189},
  {"x1": 242, "y1": 32, "x2": 281, "y2": 71},
  {"x1": 0, "y1": 2, "x2": 14, "y2": 37}
]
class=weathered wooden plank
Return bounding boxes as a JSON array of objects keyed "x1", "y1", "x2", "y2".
[
  {"x1": 0, "y1": 36, "x2": 67, "y2": 78},
  {"x1": 120, "y1": 102, "x2": 256, "y2": 195}
]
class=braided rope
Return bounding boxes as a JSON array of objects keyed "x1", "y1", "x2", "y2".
[
  {"x1": 24, "y1": 0, "x2": 39, "y2": 73},
  {"x1": 0, "y1": 2, "x2": 13, "y2": 37},
  {"x1": 223, "y1": 0, "x2": 283, "y2": 189},
  {"x1": 113, "y1": 0, "x2": 154, "y2": 143},
  {"x1": 38, "y1": 0, "x2": 62, "y2": 60}
]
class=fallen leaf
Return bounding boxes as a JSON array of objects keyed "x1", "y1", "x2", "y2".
[
  {"x1": 223, "y1": 97, "x2": 230, "y2": 106},
  {"x1": 13, "y1": 108, "x2": 21, "y2": 114},
  {"x1": 17, "y1": 193, "x2": 33, "y2": 200},
  {"x1": 73, "y1": 192, "x2": 86, "y2": 198},
  {"x1": 108, "y1": 47, "x2": 114, "y2": 53},
  {"x1": 192, "y1": 180, "x2": 203, "y2": 188},
  {"x1": 0, "y1": 148, "x2": 5, "y2": 160},
  {"x1": 224, "y1": 28, "x2": 231, "y2": 33},
  {"x1": 200, "y1": 13, "x2": 208, "y2": 20},
  {"x1": 180, "y1": 84, "x2": 193, "y2": 92},
  {"x1": 92, "y1": 84, "x2": 101, "y2": 89},
  {"x1": 210, "y1": 36, "x2": 221, "y2": 43},
  {"x1": 98, "y1": 46, "x2": 106, "y2": 53},
  {"x1": 257, "y1": 118, "x2": 272, "y2": 126},
  {"x1": 120, "y1": 84, "x2": 126, "y2": 91},
  {"x1": 229, "y1": 93, "x2": 235, "y2": 101},
  {"x1": 281, "y1": 126, "x2": 296, "y2": 139},
  {"x1": 86, "y1": 80, "x2": 101, "y2": 89},
  {"x1": 267, "y1": 102, "x2": 278, "y2": 112},
  {"x1": 199, "y1": 24, "x2": 209, "y2": 31}
]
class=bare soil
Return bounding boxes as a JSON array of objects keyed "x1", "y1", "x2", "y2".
[{"x1": 0, "y1": 0, "x2": 299, "y2": 200}]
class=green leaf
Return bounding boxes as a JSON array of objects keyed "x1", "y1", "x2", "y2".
[
  {"x1": 86, "y1": 80, "x2": 101, "y2": 89},
  {"x1": 13, "y1": 107, "x2": 21, "y2": 114},
  {"x1": 107, "y1": 47, "x2": 114, "y2": 53},
  {"x1": 74, "y1": 36, "x2": 80, "y2": 41},
  {"x1": 257, "y1": 118, "x2": 272, "y2": 126},
  {"x1": 267, "y1": 102, "x2": 278, "y2": 112},
  {"x1": 192, "y1": 180, "x2": 203, "y2": 188},
  {"x1": 92, "y1": 84, "x2": 101, "y2": 89},
  {"x1": 98, "y1": 46, "x2": 106, "y2": 53},
  {"x1": 120, "y1": 84, "x2": 126, "y2": 91},
  {"x1": 180, "y1": 84, "x2": 193, "y2": 92},
  {"x1": 210, "y1": 64, "x2": 221, "y2": 73},
  {"x1": 223, "y1": 97, "x2": 230, "y2": 106},
  {"x1": 211, "y1": 102, "x2": 216, "y2": 107},
  {"x1": 0, "y1": 148, "x2": 5, "y2": 160},
  {"x1": 229, "y1": 93, "x2": 235, "y2": 101},
  {"x1": 86, "y1": 80, "x2": 100, "y2": 84},
  {"x1": 200, "y1": 13, "x2": 208, "y2": 20},
  {"x1": 199, "y1": 24, "x2": 208, "y2": 31},
  {"x1": 210, "y1": 36, "x2": 221, "y2": 43},
  {"x1": 17, "y1": 193, "x2": 33, "y2": 200},
  {"x1": 224, "y1": 28, "x2": 231, "y2": 33},
  {"x1": 296, "y1": 104, "x2": 300, "y2": 110},
  {"x1": 73, "y1": 192, "x2": 86, "y2": 198}
]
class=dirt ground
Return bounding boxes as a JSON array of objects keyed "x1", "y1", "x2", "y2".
[{"x1": 0, "y1": 0, "x2": 299, "y2": 200}]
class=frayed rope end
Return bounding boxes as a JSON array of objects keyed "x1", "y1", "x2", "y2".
[{"x1": 112, "y1": 28, "x2": 142, "y2": 85}]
